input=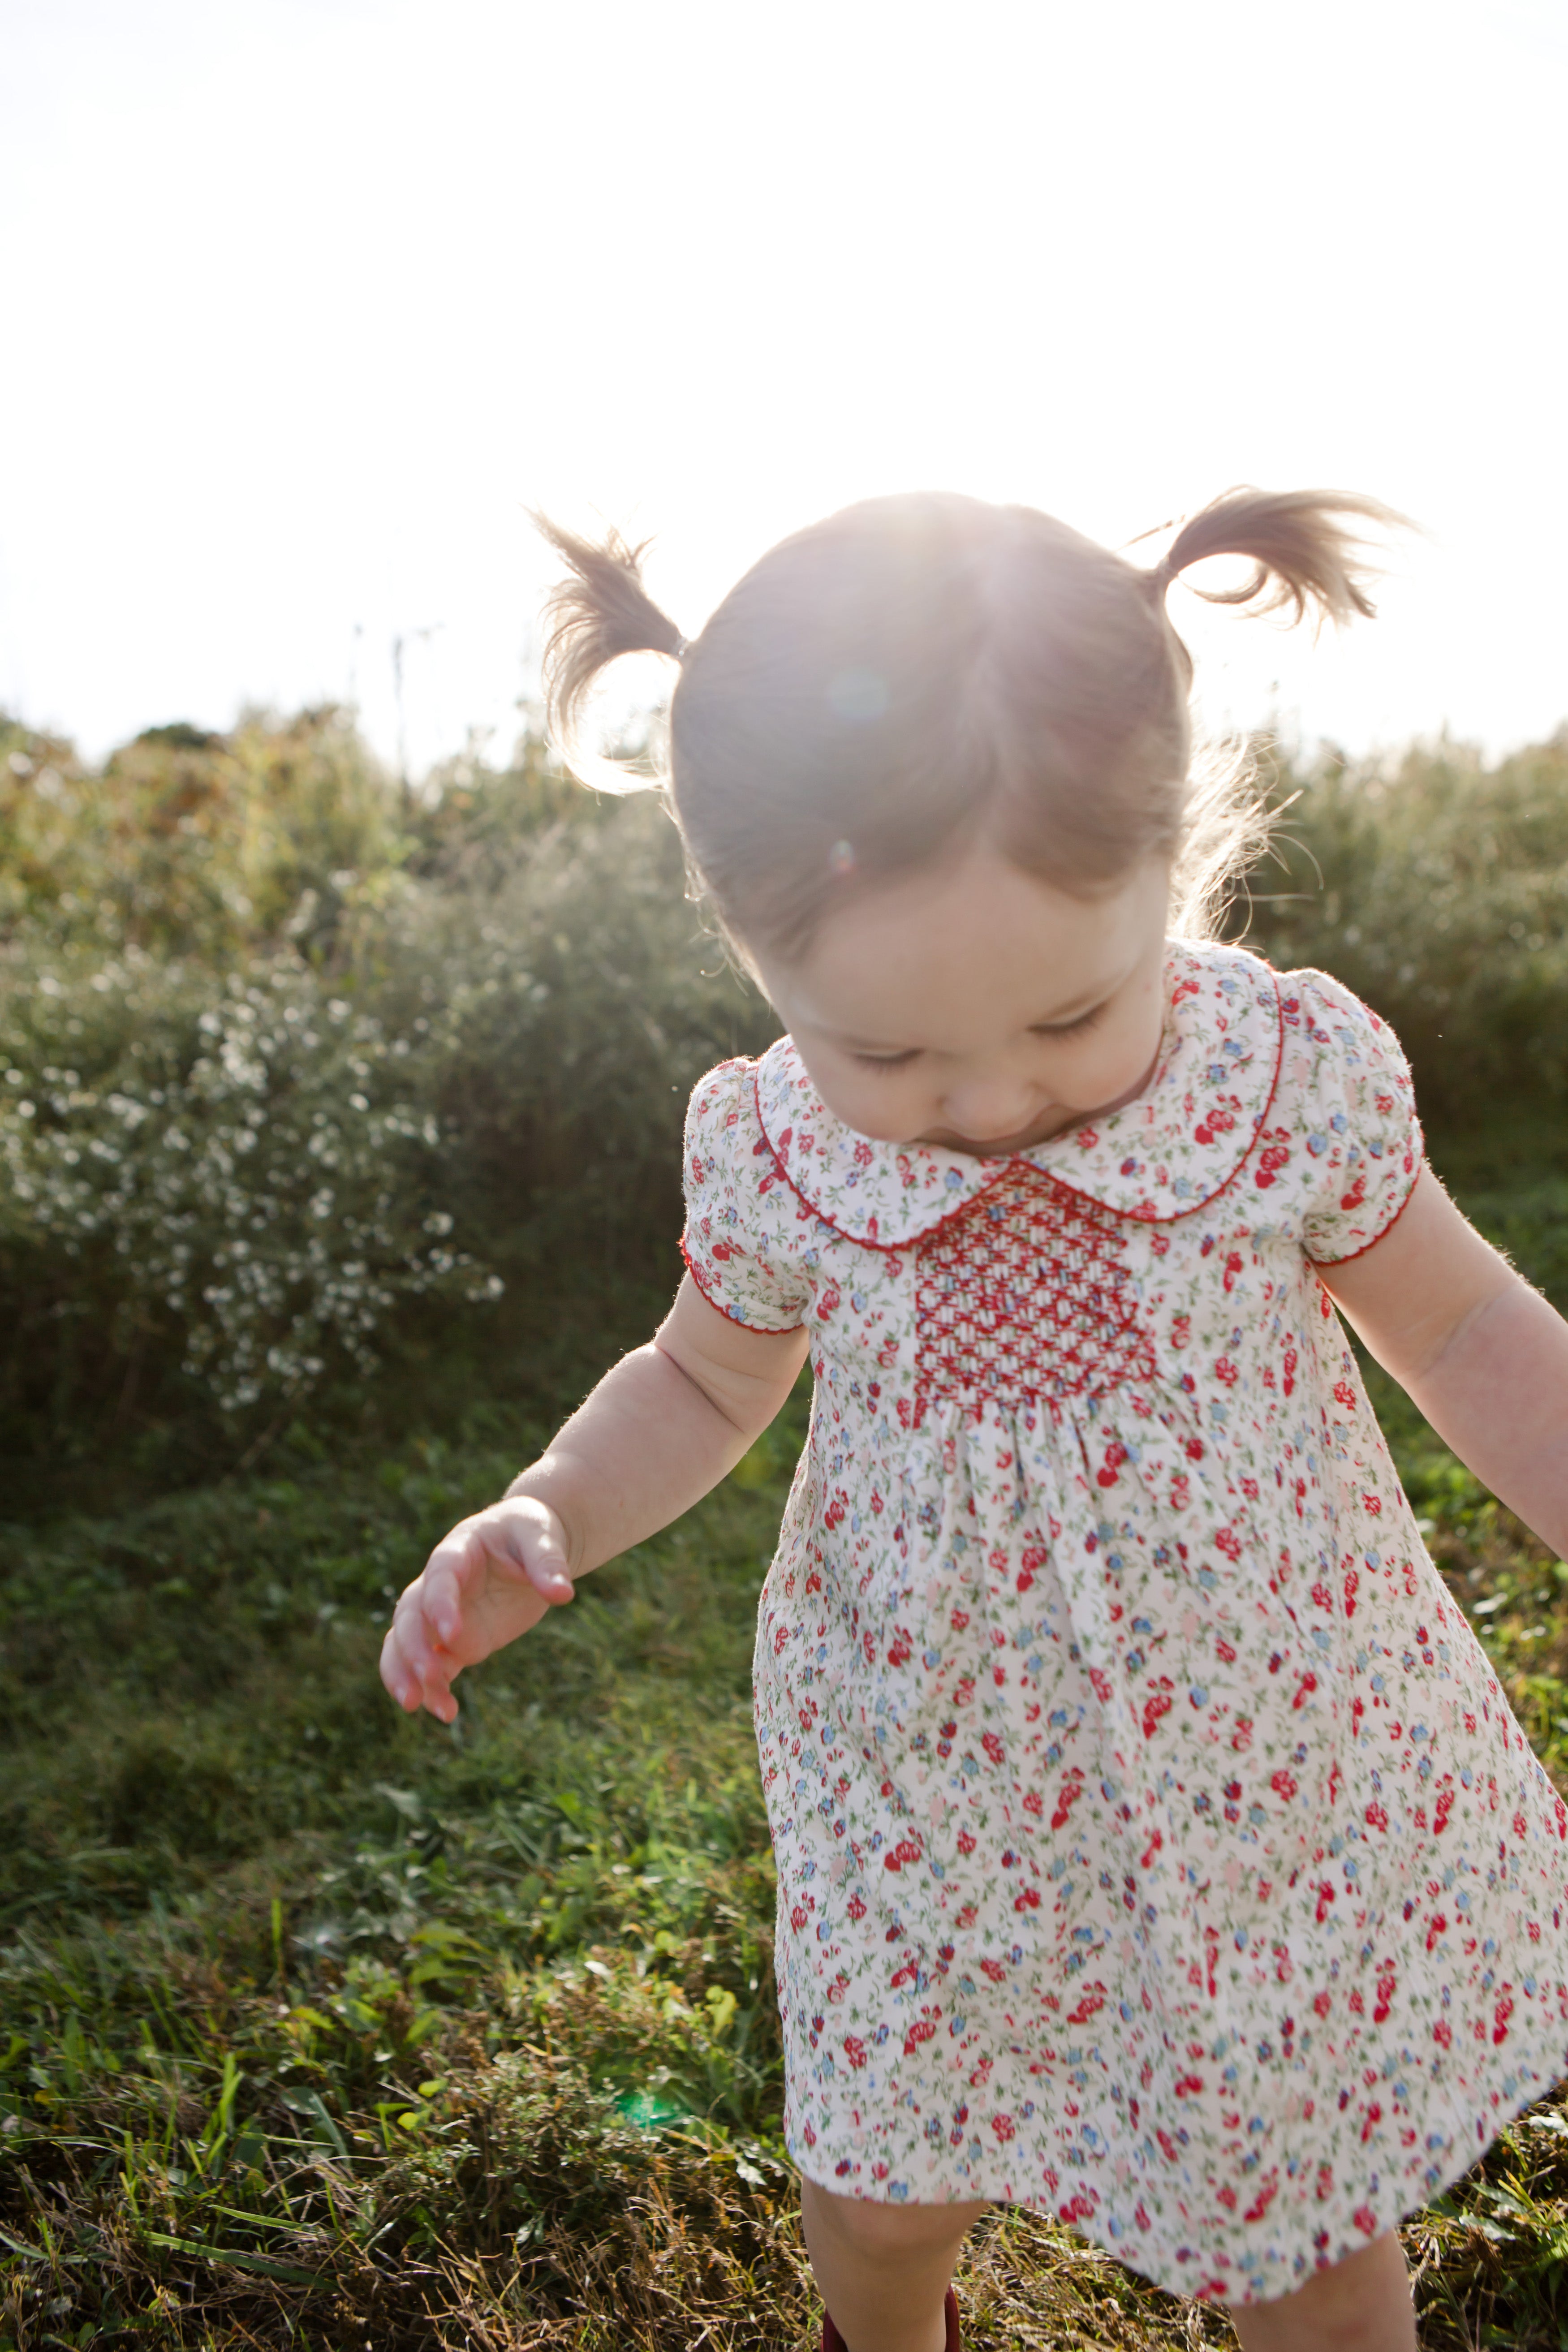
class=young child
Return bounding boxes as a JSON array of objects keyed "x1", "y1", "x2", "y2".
[{"x1": 382, "y1": 489, "x2": 1568, "y2": 2352}]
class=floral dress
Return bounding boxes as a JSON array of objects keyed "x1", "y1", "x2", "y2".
[{"x1": 679, "y1": 940, "x2": 1568, "y2": 2307}]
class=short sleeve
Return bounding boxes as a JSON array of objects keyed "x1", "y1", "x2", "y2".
[
  {"x1": 680, "y1": 1058, "x2": 812, "y2": 1332},
  {"x1": 1283, "y1": 969, "x2": 1424, "y2": 1265}
]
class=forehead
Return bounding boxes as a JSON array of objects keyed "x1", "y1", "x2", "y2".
[{"x1": 771, "y1": 853, "x2": 1166, "y2": 1046}]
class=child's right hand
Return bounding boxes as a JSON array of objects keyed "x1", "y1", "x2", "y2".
[{"x1": 379, "y1": 1495, "x2": 575, "y2": 1723}]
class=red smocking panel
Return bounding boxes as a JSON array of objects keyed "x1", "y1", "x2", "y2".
[{"x1": 913, "y1": 1163, "x2": 1154, "y2": 1422}]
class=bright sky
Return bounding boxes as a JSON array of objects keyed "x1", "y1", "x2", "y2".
[{"x1": 3, "y1": 0, "x2": 1565, "y2": 778}]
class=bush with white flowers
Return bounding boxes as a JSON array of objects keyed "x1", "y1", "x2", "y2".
[
  {"x1": 0, "y1": 721, "x2": 775, "y2": 1449},
  {"x1": 0, "y1": 948, "x2": 500, "y2": 1414}
]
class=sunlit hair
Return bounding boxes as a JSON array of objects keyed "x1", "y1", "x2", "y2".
[{"x1": 535, "y1": 488, "x2": 1399, "y2": 959}]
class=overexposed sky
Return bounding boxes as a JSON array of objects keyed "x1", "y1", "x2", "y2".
[{"x1": 2, "y1": 0, "x2": 1565, "y2": 776}]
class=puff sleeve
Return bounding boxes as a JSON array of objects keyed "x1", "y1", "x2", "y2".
[
  {"x1": 1281, "y1": 969, "x2": 1425, "y2": 1265},
  {"x1": 680, "y1": 1058, "x2": 812, "y2": 1331}
]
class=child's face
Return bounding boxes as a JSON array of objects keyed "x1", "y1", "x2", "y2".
[{"x1": 753, "y1": 851, "x2": 1171, "y2": 1154}]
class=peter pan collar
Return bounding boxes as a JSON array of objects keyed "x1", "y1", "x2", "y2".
[{"x1": 751, "y1": 941, "x2": 1284, "y2": 1247}]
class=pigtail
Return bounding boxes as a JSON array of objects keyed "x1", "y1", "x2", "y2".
[
  {"x1": 1139, "y1": 487, "x2": 1409, "y2": 939},
  {"x1": 533, "y1": 515, "x2": 689, "y2": 790},
  {"x1": 1145, "y1": 487, "x2": 1405, "y2": 629}
]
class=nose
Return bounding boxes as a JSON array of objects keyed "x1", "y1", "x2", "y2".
[{"x1": 940, "y1": 1078, "x2": 1038, "y2": 1144}]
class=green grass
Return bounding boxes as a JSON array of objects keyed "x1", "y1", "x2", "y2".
[
  {"x1": 8, "y1": 1149, "x2": 1568, "y2": 2348},
  {"x1": 0, "y1": 1395, "x2": 797, "y2": 2349}
]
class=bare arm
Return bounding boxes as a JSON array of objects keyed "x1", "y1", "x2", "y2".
[
  {"x1": 380, "y1": 1276, "x2": 809, "y2": 1719},
  {"x1": 1321, "y1": 1165, "x2": 1568, "y2": 1556},
  {"x1": 504, "y1": 1275, "x2": 812, "y2": 1582}
]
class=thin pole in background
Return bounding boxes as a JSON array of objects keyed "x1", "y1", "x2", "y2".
[{"x1": 392, "y1": 623, "x2": 443, "y2": 814}]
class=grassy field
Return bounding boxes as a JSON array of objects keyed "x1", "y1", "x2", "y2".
[{"x1": 7, "y1": 1141, "x2": 1568, "y2": 2351}]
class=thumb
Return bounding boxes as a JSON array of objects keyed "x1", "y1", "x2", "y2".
[{"x1": 503, "y1": 1496, "x2": 577, "y2": 1603}]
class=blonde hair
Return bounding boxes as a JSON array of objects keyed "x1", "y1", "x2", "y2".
[{"x1": 537, "y1": 487, "x2": 1398, "y2": 956}]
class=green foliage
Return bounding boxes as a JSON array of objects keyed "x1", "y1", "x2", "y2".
[
  {"x1": 1234, "y1": 728, "x2": 1568, "y2": 1125},
  {"x1": 9, "y1": 702, "x2": 1568, "y2": 1495},
  {"x1": 369, "y1": 783, "x2": 772, "y2": 1275},
  {"x1": 0, "y1": 713, "x2": 775, "y2": 1491},
  {"x1": 0, "y1": 708, "x2": 404, "y2": 963},
  {"x1": 0, "y1": 953, "x2": 492, "y2": 1418}
]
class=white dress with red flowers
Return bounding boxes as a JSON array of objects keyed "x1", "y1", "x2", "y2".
[{"x1": 679, "y1": 942, "x2": 1568, "y2": 2306}]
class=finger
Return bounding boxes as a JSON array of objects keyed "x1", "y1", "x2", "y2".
[
  {"x1": 388, "y1": 1594, "x2": 459, "y2": 1714},
  {"x1": 382, "y1": 1630, "x2": 448, "y2": 1718},
  {"x1": 379, "y1": 1624, "x2": 418, "y2": 1710},
  {"x1": 450, "y1": 1507, "x2": 573, "y2": 1608},
  {"x1": 422, "y1": 1525, "x2": 487, "y2": 1616},
  {"x1": 420, "y1": 1553, "x2": 467, "y2": 1647},
  {"x1": 429, "y1": 1523, "x2": 539, "y2": 1628},
  {"x1": 381, "y1": 1619, "x2": 439, "y2": 1714},
  {"x1": 409, "y1": 1640, "x2": 460, "y2": 1723},
  {"x1": 423, "y1": 1675, "x2": 460, "y2": 1725},
  {"x1": 514, "y1": 1511, "x2": 576, "y2": 1603}
]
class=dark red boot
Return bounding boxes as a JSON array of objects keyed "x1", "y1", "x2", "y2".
[{"x1": 821, "y1": 2285, "x2": 961, "y2": 2351}]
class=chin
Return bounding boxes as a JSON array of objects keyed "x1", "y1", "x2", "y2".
[{"x1": 922, "y1": 1119, "x2": 1049, "y2": 1153}]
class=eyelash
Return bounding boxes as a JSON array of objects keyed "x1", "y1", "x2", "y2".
[
  {"x1": 1035, "y1": 1002, "x2": 1107, "y2": 1040},
  {"x1": 852, "y1": 1004, "x2": 1107, "y2": 1071}
]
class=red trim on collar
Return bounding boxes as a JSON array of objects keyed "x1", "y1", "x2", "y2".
[{"x1": 748, "y1": 961, "x2": 1287, "y2": 1250}]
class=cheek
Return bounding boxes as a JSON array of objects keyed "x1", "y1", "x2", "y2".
[
  {"x1": 1066, "y1": 1017, "x2": 1163, "y2": 1103},
  {"x1": 825, "y1": 1082, "x2": 926, "y2": 1141},
  {"x1": 810, "y1": 1061, "x2": 938, "y2": 1142}
]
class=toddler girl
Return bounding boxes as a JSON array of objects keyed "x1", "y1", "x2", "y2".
[{"x1": 382, "y1": 489, "x2": 1568, "y2": 2352}]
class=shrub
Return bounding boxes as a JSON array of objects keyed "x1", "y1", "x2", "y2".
[
  {"x1": 1234, "y1": 729, "x2": 1568, "y2": 1126},
  {"x1": 0, "y1": 946, "x2": 504, "y2": 1420},
  {"x1": 375, "y1": 791, "x2": 773, "y2": 1272},
  {"x1": 0, "y1": 739, "x2": 773, "y2": 1474},
  {"x1": 7, "y1": 696, "x2": 1568, "y2": 1488},
  {"x1": 0, "y1": 706, "x2": 405, "y2": 963}
]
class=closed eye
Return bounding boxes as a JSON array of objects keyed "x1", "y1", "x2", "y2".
[
  {"x1": 1032, "y1": 1001, "x2": 1107, "y2": 1040},
  {"x1": 853, "y1": 1005, "x2": 1106, "y2": 1066}
]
